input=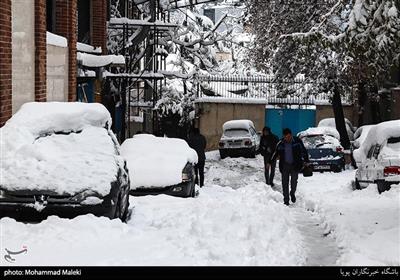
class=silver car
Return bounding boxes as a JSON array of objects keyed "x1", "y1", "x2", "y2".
[{"x1": 218, "y1": 120, "x2": 260, "y2": 159}]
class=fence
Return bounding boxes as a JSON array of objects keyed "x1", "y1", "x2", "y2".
[{"x1": 195, "y1": 74, "x2": 353, "y2": 105}]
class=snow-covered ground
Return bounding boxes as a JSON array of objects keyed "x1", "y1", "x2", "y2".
[{"x1": 1, "y1": 152, "x2": 399, "y2": 266}]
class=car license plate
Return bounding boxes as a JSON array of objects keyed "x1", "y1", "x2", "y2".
[{"x1": 314, "y1": 165, "x2": 330, "y2": 170}]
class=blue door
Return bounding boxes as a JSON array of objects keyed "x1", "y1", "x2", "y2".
[{"x1": 266, "y1": 108, "x2": 316, "y2": 137}]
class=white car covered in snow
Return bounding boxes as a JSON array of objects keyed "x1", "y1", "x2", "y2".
[
  {"x1": 121, "y1": 134, "x2": 198, "y2": 198},
  {"x1": 354, "y1": 120, "x2": 400, "y2": 193},
  {"x1": 318, "y1": 118, "x2": 356, "y2": 141},
  {"x1": 218, "y1": 119, "x2": 260, "y2": 159},
  {"x1": 0, "y1": 102, "x2": 130, "y2": 221}
]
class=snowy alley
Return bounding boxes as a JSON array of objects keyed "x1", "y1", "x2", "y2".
[{"x1": 1, "y1": 151, "x2": 398, "y2": 266}]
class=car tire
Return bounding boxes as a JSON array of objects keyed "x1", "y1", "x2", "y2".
[
  {"x1": 114, "y1": 191, "x2": 129, "y2": 222},
  {"x1": 219, "y1": 150, "x2": 227, "y2": 159},
  {"x1": 249, "y1": 148, "x2": 256, "y2": 158},
  {"x1": 377, "y1": 181, "x2": 391, "y2": 194},
  {"x1": 354, "y1": 178, "x2": 362, "y2": 190}
]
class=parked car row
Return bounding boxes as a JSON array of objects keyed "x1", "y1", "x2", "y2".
[{"x1": 0, "y1": 102, "x2": 199, "y2": 222}]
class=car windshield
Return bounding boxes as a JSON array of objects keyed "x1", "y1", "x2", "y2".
[
  {"x1": 223, "y1": 129, "x2": 250, "y2": 138},
  {"x1": 302, "y1": 135, "x2": 327, "y2": 149}
]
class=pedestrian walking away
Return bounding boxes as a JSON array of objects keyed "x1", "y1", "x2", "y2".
[
  {"x1": 187, "y1": 127, "x2": 207, "y2": 187},
  {"x1": 271, "y1": 128, "x2": 309, "y2": 206},
  {"x1": 259, "y1": 126, "x2": 279, "y2": 186}
]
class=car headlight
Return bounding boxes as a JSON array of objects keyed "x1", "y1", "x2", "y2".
[{"x1": 71, "y1": 190, "x2": 102, "y2": 202}]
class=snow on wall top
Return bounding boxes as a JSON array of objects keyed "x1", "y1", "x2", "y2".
[
  {"x1": 77, "y1": 52, "x2": 125, "y2": 68},
  {"x1": 223, "y1": 120, "x2": 255, "y2": 131},
  {"x1": 77, "y1": 42, "x2": 102, "y2": 54},
  {"x1": 46, "y1": 31, "x2": 68, "y2": 48},
  {"x1": 121, "y1": 134, "x2": 198, "y2": 189},
  {"x1": 353, "y1": 120, "x2": 400, "y2": 162},
  {"x1": 298, "y1": 126, "x2": 340, "y2": 140},
  {"x1": 0, "y1": 102, "x2": 123, "y2": 196}
]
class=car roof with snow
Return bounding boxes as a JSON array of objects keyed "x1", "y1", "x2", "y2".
[
  {"x1": 0, "y1": 102, "x2": 124, "y2": 196},
  {"x1": 120, "y1": 134, "x2": 198, "y2": 189},
  {"x1": 353, "y1": 120, "x2": 400, "y2": 162},
  {"x1": 222, "y1": 120, "x2": 255, "y2": 132}
]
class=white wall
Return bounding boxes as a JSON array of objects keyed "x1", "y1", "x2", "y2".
[
  {"x1": 12, "y1": 0, "x2": 35, "y2": 113},
  {"x1": 47, "y1": 44, "x2": 69, "y2": 101}
]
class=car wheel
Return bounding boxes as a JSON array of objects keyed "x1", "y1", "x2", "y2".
[
  {"x1": 377, "y1": 181, "x2": 391, "y2": 194},
  {"x1": 249, "y1": 148, "x2": 256, "y2": 158},
  {"x1": 219, "y1": 150, "x2": 227, "y2": 159},
  {"x1": 114, "y1": 191, "x2": 129, "y2": 222},
  {"x1": 120, "y1": 190, "x2": 130, "y2": 222},
  {"x1": 354, "y1": 178, "x2": 361, "y2": 190}
]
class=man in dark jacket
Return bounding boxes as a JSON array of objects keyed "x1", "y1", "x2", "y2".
[
  {"x1": 271, "y1": 128, "x2": 309, "y2": 205},
  {"x1": 259, "y1": 126, "x2": 279, "y2": 186},
  {"x1": 188, "y1": 127, "x2": 207, "y2": 187}
]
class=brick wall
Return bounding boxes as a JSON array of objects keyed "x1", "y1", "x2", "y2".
[
  {"x1": 0, "y1": 0, "x2": 12, "y2": 126},
  {"x1": 35, "y1": 0, "x2": 47, "y2": 102},
  {"x1": 91, "y1": 0, "x2": 107, "y2": 54},
  {"x1": 55, "y1": 0, "x2": 77, "y2": 102}
]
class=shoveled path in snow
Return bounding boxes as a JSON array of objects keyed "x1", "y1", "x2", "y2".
[{"x1": 205, "y1": 151, "x2": 340, "y2": 265}]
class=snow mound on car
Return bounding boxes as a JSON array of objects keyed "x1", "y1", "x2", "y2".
[
  {"x1": 353, "y1": 120, "x2": 400, "y2": 162},
  {"x1": 0, "y1": 102, "x2": 122, "y2": 196},
  {"x1": 298, "y1": 126, "x2": 340, "y2": 139},
  {"x1": 223, "y1": 119, "x2": 255, "y2": 131},
  {"x1": 121, "y1": 135, "x2": 198, "y2": 189}
]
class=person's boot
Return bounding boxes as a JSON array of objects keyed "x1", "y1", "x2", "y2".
[
  {"x1": 284, "y1": 201, "x2": 289, "y2": 206},
  {"x1": 290, "y1": 193, "x2": 296, "y2": 203}
]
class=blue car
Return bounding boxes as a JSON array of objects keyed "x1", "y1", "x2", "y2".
[{"x1": 298, "y1": 127, "x2": 345, "y2": 173}]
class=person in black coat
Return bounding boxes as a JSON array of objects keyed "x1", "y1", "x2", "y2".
[
  {"x1": 270, "y1": 128, "x2": 309, "y2": 206},
  {"x1": 187, "y1": 127, "x2": 207, "y2": 187},
  {"x1": 259, "y1": 127, "x2": 279, "y2": 186}
]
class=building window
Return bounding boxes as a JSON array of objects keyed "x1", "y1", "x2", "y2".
[
  {"x1": 46, "y1": 0, "x2": 56, "y2": 32},
  {"x1": 78, "y1": 0, "x2": 91, "y2": 44}
]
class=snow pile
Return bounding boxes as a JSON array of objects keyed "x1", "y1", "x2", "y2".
[
  {"x1": 46, "y1": 32, "x2": 68, "y2": 48},
  {"x1": 298, "y1": 126, "x2": 340, "y2": 139},
  {"x1": 0, "y1": 183, "x2": 306, "y2": 265},
  {"x1": 120, "y1": 135, "x2": 198, "y2": 189},
  {"x1": 223, "y1": 120, "x2": 255, "y2": 132},
  {"x1": 353, "y1": 125, "x2": 374, "y2": 149},
  {"x1": 0, "y1": 102, "x2": 122, "y2": 196},
  {"x1": 77, "y1": 42, "x2": 102, "y2": 54},
  {"x1": 353, "y1": 120, "x2": 400, "y2": 162},
  {"x1": 77, "y1": 52, "x2": 125, "y2": 68},
  {"x1": 297, "y1": 171, "x2": 400, "y2": 265}
]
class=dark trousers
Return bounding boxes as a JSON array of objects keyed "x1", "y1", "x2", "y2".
[
  {"x1": 281, "y1": 163, "x2": 299, "y2": 204},
  {"x1": 194, "y1": 160, "x2": 205, "y2": 187},
  {"x1": 263, "y1": 156, "x2": 276, "y2": 185}
]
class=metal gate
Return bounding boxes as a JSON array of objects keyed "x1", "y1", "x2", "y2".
[{"x1": 265, "y1": 108, "x2": 316, "y2": 137}]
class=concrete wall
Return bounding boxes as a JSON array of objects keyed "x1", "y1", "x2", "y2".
[
  {"x1": 315, "y1": 105, "x2": 357, "y2": 126},
  {"x1": 47, "y1": 44, "x2": 69, "y2": 101},
  {"x1": 12, "y1": 0, "x2": 35, "y2": 113},
  {"x1": 196, "y1": 101, "x2": 266, "y2": 151}
]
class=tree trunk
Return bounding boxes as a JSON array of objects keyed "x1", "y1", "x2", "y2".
[
  {"x1": 357, "y1": 82, "x2": 366, "y2": 127},
  {"x1": 332, "y1": 83, "x2": 351, "y2": 150}
]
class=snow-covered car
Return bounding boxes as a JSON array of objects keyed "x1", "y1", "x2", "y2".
[
  {"x1": 0, "y1": 102, "x2": 130, "y2": 221},
  {"x1": 298, "y1": 127, "x2": 345, "y2": 172},
  {"x1": 354, "y1": 120, "x2": 400, "y2": 193},
  {"x1": 318, "y1": 118, "x2": 356, "y2": 141},
  {"x1": 218, "y1": 120, "x2": 260, "y2": 159},
  {"x1": 121, "y1": 134, "x2": 198, "y2": 198},
  {"x1": 351, "y1": 124, "x2": 375, "y2": 167}
]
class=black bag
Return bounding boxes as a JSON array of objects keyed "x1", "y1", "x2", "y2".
[{"x1": 302, "y1": 164, "x2": 313, "y2": 177}]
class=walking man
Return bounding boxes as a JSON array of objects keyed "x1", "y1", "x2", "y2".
[
  {"x1": 271, "y1": 128, "x2": 309, "y2": 205},
  {"x1": 259, "y1": 127, "x2": 279, "y2": 186},
  {"x1": 188, "y1": 127, "x2": 207, "y2": 187}
]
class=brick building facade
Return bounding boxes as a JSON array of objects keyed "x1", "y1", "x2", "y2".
[{"x1": 0, "y1": 0, "x2": 108, "y2": 127}]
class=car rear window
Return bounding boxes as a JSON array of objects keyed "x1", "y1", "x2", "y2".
[
  {"x1": 224, "y1": 129, "x2": 250, "y2": 137},
  {"x1": 302, "y1": 135, "x2": 326, "y2": 149}
]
